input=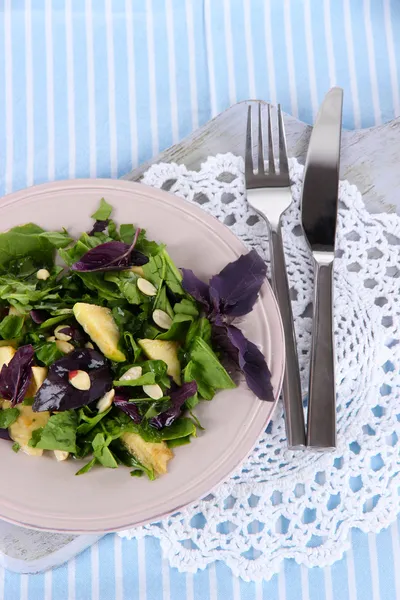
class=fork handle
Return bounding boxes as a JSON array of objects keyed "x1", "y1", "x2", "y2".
[{"x1": 270, "y1": 227, "x2": 306, "y2": 449}]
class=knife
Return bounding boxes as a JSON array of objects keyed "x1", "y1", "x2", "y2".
[{"x1": 301, "y1": 87, "x2": 343, "y2": 449}]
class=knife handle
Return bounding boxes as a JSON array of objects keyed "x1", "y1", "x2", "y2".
[
  {"x1": 270, "y1": 228, "x2": 306, "y2": 449},
  {"x1": 307, "y1": 259, "x2": 336, "y2": 449}
]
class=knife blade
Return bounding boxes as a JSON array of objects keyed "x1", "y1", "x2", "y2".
[{"x1": 301, "y1": 87, "x2": 343, "y2": 449}]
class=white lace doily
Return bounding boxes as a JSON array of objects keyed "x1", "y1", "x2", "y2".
[{"x1": 120, "y1": 154, "x2": 400, "y2": 582}]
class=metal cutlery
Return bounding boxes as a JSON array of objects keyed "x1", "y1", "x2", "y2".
[
  {"x1": 301, "y1": 87, "x2": 343, "y2": 449},
  {"x1": 245, "y1": 103, "x2": 306, "y2": 449}
]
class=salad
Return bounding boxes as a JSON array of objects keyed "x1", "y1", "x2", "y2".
[{"x1": 0, "y1": 199, "x2": 272, "y2": 479}]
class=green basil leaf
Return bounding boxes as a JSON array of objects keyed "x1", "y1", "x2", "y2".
[
  {"x1": 0, "y1": 315, "x2": 24, "y2": 339},
  {"x1": 33, "y1": 411, "x2": 78, "y2": 453},
  {"x1": 0, "y1": 408, "x2": 20, "y2": 429}
]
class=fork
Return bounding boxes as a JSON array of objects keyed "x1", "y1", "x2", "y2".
[{"x1": 245, "y1": 102, "x2": 306, "y2": 449}]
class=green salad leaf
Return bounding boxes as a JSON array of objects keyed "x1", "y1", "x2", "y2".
[
  {"x1": 91, "y1": 198, "x2": 113, "y2": 221},
  {"x1": 30, "y1": 411, "x2": 78, "y2": 453},
  {"x1": 0, "y1": 407, "x2": 20, "y2": 428}
]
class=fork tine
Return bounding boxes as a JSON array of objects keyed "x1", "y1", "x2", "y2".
[
  {"x1": 245, "y1": 105, "x2": 254, "y2": 178},
  {"x1": 277, "y1": 104, "x2": 289, "y2": 175},
  {"x1": 257, "y1": 104, "x2": 264, "y2": 174},
  {"x1": 267, "y1": 104, "x2": 275, "y2": 174}
]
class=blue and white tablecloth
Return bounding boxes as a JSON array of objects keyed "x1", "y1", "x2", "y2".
[{"x1": 0, "y1": 1, "x2": 399, "y2": 599}]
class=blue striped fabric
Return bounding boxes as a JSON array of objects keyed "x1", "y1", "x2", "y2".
[{"x1": 0, "y1": 1, "x2": 399, "y2": 598}]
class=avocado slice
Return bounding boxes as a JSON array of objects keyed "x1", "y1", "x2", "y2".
[
  {"x1": 121, "y1": 432, "x2": 173, "y2": 475},
  {"x1": 73, "y1": 303, "x2": 126, "y2": 362},
  {"x1": 138, "y1": 339, "x2": 181, "y2": 384}
]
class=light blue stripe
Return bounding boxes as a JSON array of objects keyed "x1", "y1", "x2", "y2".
[
  {"x1": 268, "y1": 1, "x2": 292, "y2": 118},
  {"x1": 193, "y1": 562, "x2": 211, "y2": 600},
  {"x1": 262, "y1": 570, "x2": 280, "y2": 600},
  {"x1": 352, "y1": 528, "x2": 374, "y2": 600},
  {"x1": 229, "y1": 0, "x2": 250, "y2": 102},
  {"x1": 145, "y1": 535, "x2": 163, "y2": 599},
  {"x1": 99, "y1": 535, "x2": 116, "y2": 600},
  {"x1": 132, "y1": 0, "x2": 153, "y2": 166},
  {"x1": 122, "y1": 537, "x2": 139, "y2": 598},
  {"x1": 0, "y1": 7, "x2": 5, "y2": 196},
  {"x1": 11, "y1": 6, "x2": 28, "y2": 192},
  {"x1": 288, "y1": 1, "x2": 313, "y2": 124},
  {"x1": 376, "y1": 525, "x2": 396, "y2": 600},
  {"x1": 327, "y1": 0, "x2": 356, "y2": 128},
  {"x1": 31, "y1": 1, "x2": 49, "y2": 186},
  {"x1": 239, "y1": 578, "x2": 256, "y2": 600},
  {"x1": 308, "y1": 561, "x2": 326, "y2": 600},
  {"x1": 152, "y1": 0, "x2": 173, "y2": 153},
  {"x1": 331, "y1": 555, "x2": 350, "y2": 600},
  {"x1": 371, "y1": 0, "x2": 395, "y2": 123},
  {"x1": 71, "y1": 3, "x2": 91, "y2": 179},
  {"x1": 309, "y1": 1, "x2": 333, "y2": 105},
  {"x1": 171, "y1": 0, "x2": 192, "y2": 140},
  {"x1": 4, "y1": 569, "x2": 21, "y2": 599},
  {"x1": 170, "y1": 557, "x2": 187, "y2": 600},
  {"x1": 284, "y1": 560, "x2": 303, "y2": 600},
  {"x1": 215, "y1": 561, "x2": 235, "y2": 598},
  {"x1": 348, "y1": 0, "x2": 375, "y2": 128},
  {"x1": 52, "y1": 561, "x2": 69, "y2": 600},
  {"x1": 28, "y1": 572, "x2": 44, "y2": 600},
  {"x1": 74, "y1": 543, "x2": 92, "y2": 599},
  {"x1": 111, "y1": 0, "x2": 132, "y2": 178},
  {"x1": 208, "y1": 2, "x2": 230, "y2": 115},
  {"x1": 191, "y1": 0, "x2": 211, "y2": 127}
]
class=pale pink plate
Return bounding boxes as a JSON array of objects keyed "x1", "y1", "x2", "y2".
[{"x1": 0, "y1": 179, "x2": 285, "y2": 533}]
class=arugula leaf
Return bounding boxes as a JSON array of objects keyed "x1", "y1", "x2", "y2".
[
  {"x1": 12, "y1": 442, "x2": 20, "y2": 453},
  {"x1": 173, "y1": 298, "x2": 199, "y2": 317},
  {"x1": 120, "y1": 224, "x2": 135, "y2": 244},
  {"x1": 124, "y1": 333, "x2": 142, "y2": 362},
  {"x1": 39, "y1": 315, "x2": 70, "y2": 330},
  {"x1": 77, "y1": 406, "x2": 113, "y2": 435},
  {"x1": 35, "y1": 342, "x2": 63, "y2": 366},
  {"x1": 184, "y1": 360, "x2": 213, "y2": 400},
  {"x1": 158, "y1": 417, "x2": 196, "y2": 440},
  {"x1": 157, "y1": 313, "x2": 193, "y2": 341},
  {"x1": 184, "y1": 336, "x2": 236, "y2": 400},
  {"x1": 0, "y1": 407, "x2": 20, "y2": 428},
  {"x1": 142, "y1": 254, "x2": 165, "y2": 288},
  {"x1": 91, "y1": 198, "x2": 113, "y2": 221},
  {"x1": 185, "y1": 318, "x2": 212, "y2": 348},
  {"x1": 135, "y1": 229, "x2": 162, "y2": 257},
  {"x1": 113, "y1": 371, "x2": 156, "y2": 387},
  {"x1": 75, "y1": 457, "x2": 97, "y2": 475},
  {"x1": 105, "y1": 271, "x2": 142, "y2": 304},
  {"x1": 92, "y1": 433, "x2": 118, "y2": 468},
  {"x1": 107, "y1": 220, "x2": 120, "y2": 240},
  {"x1": 22, "y1": 397, "x2": 35, "y2": 406},
  {"x1": 38, "y1": 231, "x2": 73, "y2": 248},
  {"x1": 153, "y1": 285, "x2": 174, "y2": 318},
  {"x1": 32, "y1": 411, "x2": 78, "y2": 453},
  {"x1": 0, "y1": 315, "x2": 24, "y2": 339},
  {"x1": 0, "y1": 226, "x2": 65, "y2": 271}
]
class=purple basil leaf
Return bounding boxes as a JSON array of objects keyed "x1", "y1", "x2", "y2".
[
  {"x1": 71, "y1": 228, "x2": 148, "y2": 273},
  {"x1": 58, "y1": 325, "x2": 87, "y2": 344},
  {"x1": 213, "y1": 318, "x2": 273, "y2": 401},
  {"x1": 0, "y1": 345, "x2": 34, "y2": 407},
  {"x1": 32, "y1": 349, "x2": 112, "y2": 412},
  {"x1": 209, "y1": 250, "x2": 267, "y2": 317},
  {"x1": 150, "y1": 380, "x2": 198, "y2": 429},
  {"x1": 181, "y1": 269, "x2": 211, "y2": 309},
  {"x1": 30, "y1": 309, "x2": 50, "y2": 324},
  {"x1": 114, "y1": 390, "x2": 142, "y2": 424},
  {"x1": 88, "y1": 219, "x2": 109, "y2": 236},
  {"x1": 0, "y1": 429, "x2": 12, "y2": 441}
]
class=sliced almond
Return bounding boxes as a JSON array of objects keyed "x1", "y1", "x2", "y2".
[
  {"x1": 54, "y1": 325, "x2": 72, "y2": 342},
  {"x1": 46, "y1": 335, "x2": 56, "y2": 342},
  {"x1": 56, "y1": 340, "x2": 74, "y2": 354},
  {"x1": 85, "y1": 341, "x2": 94, "y2": 349},
  {"x1": 97, "y1": 389, "x2": 115, "y2": 413},
  {"x1": 69, "y1": 369, "x2": 91, "y2": 390},
  {"x1": 137, "y1": 278, "x2": 157, "y2": 297},
  {"x1": 36, "y1": 269, "x2": 50, "y2": 280},
  {"x1": 120, "y1": 366, "x2": 143, "y2": 381},
  {"x1": 54, "y1": 450, "x2": 69, "y2": 462},
  {"x1": 143, "y1": 383, "x2": 163, "y2": 400},
  {"x1": 153, "y1": 309, "x2": 173, "y2": 330}
]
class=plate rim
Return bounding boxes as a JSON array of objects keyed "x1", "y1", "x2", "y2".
[{"x1": 0, "y1": 178, "x2": 285, "y2": 533}]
